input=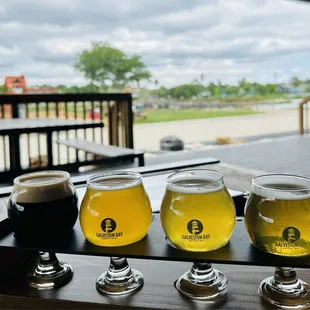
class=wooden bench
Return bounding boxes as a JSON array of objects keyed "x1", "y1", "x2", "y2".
[{"x1": 57, "y1": 139, "x2": 145, "y2": 167}]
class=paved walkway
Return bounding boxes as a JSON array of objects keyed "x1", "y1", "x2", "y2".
[
  {"x1": 143, "y1": 134, "x2": 310, "y2": 177},
  {"x1": 133, "y1": 109, "x2": 304, "y2": 150}
]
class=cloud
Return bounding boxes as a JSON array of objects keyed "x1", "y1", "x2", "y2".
[{"x1": 0, "y1": 0, "x2": 310, "y2": 87}]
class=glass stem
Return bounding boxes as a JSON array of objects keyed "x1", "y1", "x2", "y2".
[
  {"x1": 274, "y1": 267, "x2": 299, "y2": 285},
  {"x1": 34, "y1": 252, "x2": 64, "y2": 276},
  {"x1": 188, "y1": 262, "x2": 217, "y2": 284},
  {"x1": 105, "y1": 257, "x2": 134, "y2": 284},
  {"x1": 271, "y1": 267, "x2": 306, "y2": 294},
  {"x1": 96, "y1": 257, "x2": 144, "y2": 295}
]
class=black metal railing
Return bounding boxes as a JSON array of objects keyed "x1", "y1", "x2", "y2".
[{"x1": 0, "y1": 93, "x2": 134, "y2": 181}]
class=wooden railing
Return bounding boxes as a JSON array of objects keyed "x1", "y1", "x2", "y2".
[
  {"x1": 0, "y1": 93, "x2": 133, "y2": 147},
  {"x1": 299, "y1": 96, "x2": 310, "y2": 135},
  {"x1": 0, "y1": 93, "x2": 134, "y2": 179}
]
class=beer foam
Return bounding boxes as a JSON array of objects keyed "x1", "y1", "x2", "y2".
[
  {"x1": 11, "y1": 171, "x2": 75, "y2": 203},
  {"x1": 87, "y1": 172, "x2": 142, "y2": 191},
  {"x1": 252, "y1": 174, "x2": 310, "y2": 200},
  {"x1": 166, "y1": 170, "x2": 224, "y2": 194}
]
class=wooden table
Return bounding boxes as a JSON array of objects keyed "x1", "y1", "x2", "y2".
[
  {"x1": 0, "y1": 161, "x2": 298, "y2": 309},
  {"x1": 0, "y1": 118, "x2": 104, "y2": 171}
]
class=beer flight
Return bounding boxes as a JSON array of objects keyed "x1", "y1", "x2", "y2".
[{"x1": 6, "y1": 169, "x2": 310, "y2": 308}]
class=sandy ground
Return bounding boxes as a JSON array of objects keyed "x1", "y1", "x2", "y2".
[
  {"x1": 133, "y1": 109, "x2": 302, "y2": 149},
  {"x1": 0, "y1": 109, "x2": 306, "y2": 169}
]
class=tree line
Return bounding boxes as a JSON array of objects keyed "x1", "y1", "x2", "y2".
[
  {"x1": 150, "y1": 78, "x2": 310, "y2": 100},
  {"x1": 1, "y1": 42, "x2": 310, "y2": 99}
]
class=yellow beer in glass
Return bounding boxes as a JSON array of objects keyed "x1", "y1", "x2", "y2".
[
  {"x1": 244, "y1": 174, "x2": 310, "y2": 309},
  {"x1": 80, "y1": 171, "x2": 152, "y2": 246},
  {"x1": 160, "y1": 169, "x2": 236, "y2": 252},
  {"x1": 245, "y1": 174, "x2": 310, "y2": 257}
]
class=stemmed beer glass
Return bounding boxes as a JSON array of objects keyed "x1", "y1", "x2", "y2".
[
  {"x1": 8, "y1": 171, "x2": 78, "y2": 289},
  {"x1": 80, "y1": 171, "x2": 152, "y2": 295},
  {"x1": 245, "y1": 174, "x2": 310, "y2": 309},
  {"x1": 160, "y1": 169, "x2": 236, "y2": 300}
]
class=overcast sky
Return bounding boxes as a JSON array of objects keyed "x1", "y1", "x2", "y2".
[{"x1": 0, "y1": 0, "x2": 310, "y2": 87}]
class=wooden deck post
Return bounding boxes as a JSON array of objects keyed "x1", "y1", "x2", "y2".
[
  {"x1": 126, "y1": 95, "x2": 134, "y2": 149},
  {"x1": 299, "y1": 96, "x2": 310, "y2": 135},
  {"x1": 108, "y1": 101, "x2": 120, "y2": 146},
  {"x1": 107, "y1": 94, "x2": 134, "y2": 148}
]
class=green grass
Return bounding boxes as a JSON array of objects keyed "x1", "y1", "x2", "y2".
[{"x1": 134, "y1": 109, "x2": 260, "y2": 124}]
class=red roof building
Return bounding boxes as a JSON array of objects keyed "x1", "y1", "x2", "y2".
[
  {"x1": 4, "y1": 75, "x2": 27, "y2": 94},
  {"x1": 4, "y1": 76, "x2": 58, "y2": 94}
]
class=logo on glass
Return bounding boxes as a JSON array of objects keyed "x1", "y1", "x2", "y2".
[
  {"x1": 282, "y1": 227, "x2": 300, "y2": 242},
  {"x1": 187, "y1": 219, "x2": 203, "y2": 235},
  {"x1": 101, "y1": 218, "x2": 116, "y2": 233}
]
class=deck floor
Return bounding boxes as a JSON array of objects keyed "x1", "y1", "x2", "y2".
[
  {"x1": 146, "y1": 134, "x2": 310, "y2": 177},
  {"x1": 1, "y1": 134, "x2": 309, "y2": 186}
]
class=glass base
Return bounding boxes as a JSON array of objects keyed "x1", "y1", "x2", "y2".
[
  {"x1": 175, "y1": 263, "x2": 227, "y2": 301},
  {"x1": 260, "y1": 277, "x2": 310, "y2": 309},
  {"x1": 259, "y1": 268, "x2": 310, "y2": 309},
  {"x1": 96, "y1": 257, "x2": 144, "y2": 296},
  {"x1": 27, "y1": 252, "x2": 73, "y2": 290}
]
